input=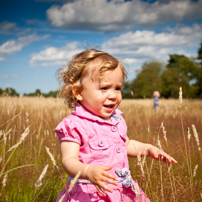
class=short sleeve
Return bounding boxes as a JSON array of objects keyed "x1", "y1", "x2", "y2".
[{"x1": 55, "y1": 117, "x2": 81, "y2": 145}]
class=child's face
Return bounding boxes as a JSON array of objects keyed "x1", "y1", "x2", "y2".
[
  {"x1": 155, "y1": 92, "x2": 160, "y2": 98},
  {"x1": 76, "y1": 66, "x2": 123, "y2": 121}
]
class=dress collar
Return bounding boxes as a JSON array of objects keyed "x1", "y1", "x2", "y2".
[{"x1": 72, "y1": 102, "x2": 122, "y2": 124}]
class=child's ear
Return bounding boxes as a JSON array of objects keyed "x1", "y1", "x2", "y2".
[{"x1": 72, "y1": 85, "x2": 83, "y2": 101}]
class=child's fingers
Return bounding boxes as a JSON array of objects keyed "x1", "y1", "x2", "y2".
[
  {"x1": 170, "y1": 157, "x2": 178, "y2": 164},
  {"x1": 102, "y1": 172, "x2": 117, "y2": 180},
  {"x1": 161, "y1": 156, "x2": 171, "y2": 166},
  {"x1": 159, "y1": 152, "x2": 178, "y2": 165},
  {"x1": 102, "y1": 176, "x2": 118, "y2": 186},
  {"x1": 96, "y1": 181, "x2": 114, "y2": 194},
  {"x1": 95, "y1": 185, "x2": 106, "y2": 196},
  {"x1": 99, "y1": 165, "x2": 117, "y2": 180}
]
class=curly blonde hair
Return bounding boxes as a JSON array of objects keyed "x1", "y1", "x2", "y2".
[{"x1": 57, "y1": 48, "x2": 127, "y2": 108}]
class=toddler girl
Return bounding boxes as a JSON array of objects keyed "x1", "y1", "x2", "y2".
[
  {"x1": 55, "y1": 49, "x2": 177, "y2": 202},
  {"x1": 153, "y1": 91, "x2": 160, "y2": 110}
]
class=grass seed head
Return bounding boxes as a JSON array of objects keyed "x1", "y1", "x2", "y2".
[
  {"x1": 2, "y1": 173, "x2": 8, "y2": 187},
  {"x1": 192, "y1": 124, "x2": 201, "y2": 151},
  {"x1": 193, "y1": 164, "x2": 198, "y2": 177},
  {"x1": 35, "y1": 164, "x2": 49, "y2": 190},
  {"x1": 45, "y1": 146, "x2": 58, "y2": 169},
  {"x1": 161, "y1": 122, "x2": 167, "y2": 142},
  {"x1": 58, "y1": 193, "x2": 66, "y2": 202},
  {"x1": 179, "y1": 87, "x2": 182, "y2": 106},
  {"x1": 7, "y1": 126, "x2": 30, "y2": 152},
  {"x1": 68, "y1": 171, "x2": 81, "y2": 193},
  {"x1": 187, "y1": 127, "x2": 191, "y2": 142}
]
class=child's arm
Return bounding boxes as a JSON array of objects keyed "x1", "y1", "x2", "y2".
[
  {"x1": 154, "y1": 101, "x2": 159, "y2": 105},
  {"x1": 126, "y1": 138, "x2": 177, "y2": 165},
  {"x1": 61, "y1": 141, "x2": 118, "y2": 195}
]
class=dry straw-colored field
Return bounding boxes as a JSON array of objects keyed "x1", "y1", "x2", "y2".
[{"x1": 0, "y1": 96, "x2": 202, "y2": 201}]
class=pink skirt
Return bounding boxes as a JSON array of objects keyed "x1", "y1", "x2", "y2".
[{"x1": 56, "y1": 180, "x2": 150, "y2": 202}]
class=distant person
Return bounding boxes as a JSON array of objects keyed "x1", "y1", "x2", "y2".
[
  {"x1": 153, "y1": 91, "x2": 160, "y2": 110},
  {"x1": 55, "y1": 49, "x2": 177, "y2": 202}
]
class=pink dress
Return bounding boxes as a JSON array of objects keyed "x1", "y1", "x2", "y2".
[{"x1": 55, "y1": 103, "x2": 150, "y2": 202}]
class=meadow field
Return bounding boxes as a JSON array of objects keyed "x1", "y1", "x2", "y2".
[{"x1": 0, "y1": 96, "x2": 201, "y2": 202}]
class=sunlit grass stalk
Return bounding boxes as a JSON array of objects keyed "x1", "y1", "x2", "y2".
[
  {"x1": 2, "y1": 173, "x2": 8, "y2": 187},
  {"x1": 45, "y1": 146, "x2": 71, "y2": 199},
  {"x1": 159, "y1": 162, "x2": 164, "y2": 201},
  {"x1": 161, "y1": 122, "x2": 168, "y2": 146},
  {"x1": 0, "y1": 112, "x2": 21, "y2": 128},
  {"x1": 0, "y1": 126, "x2": 32, "y2": 177},
  {"x1": 2, "y1": 164, "x2": 35, "y2": 176},
  {"x1": 35, "y1": 164, "x2": 49, "y2": 191},
  {"x1": 144, "y1": 158, "x2": 154, "y2": 201},
  {"x1": 1, "y1": 128, "x2": 12, "y2": 166},
  {"x1": 160, "y1": 122, "x2": 176, "y2": 201},
  {"x1": 193, "y1": 164, "x2": 198, "y2": 177},
  {"x1": 168, "y1": 170, "x2": 193, "y2": 201},
  {"x1": 68, "y1": 171, "x2": 81, "y2": 192},
  {"x1": 179, "y1": 87, "x2": 190, "y2": 175},
  {"x1": 160, "y1": 122, "x2": 175, "y2": 201},
  {"x1": 146, "y1": 125, "x2": 162, "y2": 201},
  {"x1": 0, "y1": 148, "x2": 16, "y2": 178},
  {"x1": 192, "y1": 124, "x2": 202, "y2": 160},
  {"x1": 187, "y1": 127, "x2": 193, "y2": 194},
  {"x1": 157, "y1": 139, "x2": 164, "y2": 201},
  {"x1": 168, "y1": 166, "x2": 175, "y2": 202},
  {"x1": 31, "y1": 181, "x2": 48, "y2": 202},
  {"x1": 58, "y1": 193, "x2": 66, "y2": 202},
  {"x1": 137, "y1": 152, "x2": 145, "y2": 177},
  {"x1": 6, "y1": 126, "x2": 30, "y2": 153}
]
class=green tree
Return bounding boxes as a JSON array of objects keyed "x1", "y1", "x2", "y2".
[
  {"x1": 197, "y1": 40, "x2": 202, "y2": 61},
  {"x1": 195, "y1": 40, "x2": 202, "y2": 97},
  {"x1": 131, "y1": 61, "x2": 163, "y2": 98},
  {"x1": 122, "y1": 81, "x2": 134, "y2": 99},
  {"x1": 161, "y1": 54, "x2": 198, "y2": 98},
  {"x1": 43, "y1": 90, "x2": 58, "y2": 98},
  {"x1": 24, "y1": 89, "x2": 42, "y2": 97},
  {"x1": 0, "y1": 88, "x2": 4, "y2": 96},
  {"x1": 5, "y1": 87, "x2": 19, "y2": 96},
  {"x1": 35, "y1": 89, "x2": 42, "y2": 96}
]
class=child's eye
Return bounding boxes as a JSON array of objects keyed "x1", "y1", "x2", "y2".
[
  {"x1": 116, "y1": 87, "x2": 122, "y2": 91},
  {"x1": 101, "y1": 87, "x2": 108, "y2": 91}
]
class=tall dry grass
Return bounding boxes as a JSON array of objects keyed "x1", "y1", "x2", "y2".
[{"x1": 0, "y1": 96, "x2": 201, "y2": 201}]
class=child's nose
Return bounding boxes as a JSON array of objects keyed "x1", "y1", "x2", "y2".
[{"x1": 108, "y1": 90, "x2": 117, "y2": 99}]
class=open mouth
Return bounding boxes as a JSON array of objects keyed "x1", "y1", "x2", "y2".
[{"x1": 104, "y1": 104, "x2": 115, "y2": 109}]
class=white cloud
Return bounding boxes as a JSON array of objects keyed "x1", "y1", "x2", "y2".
[
  {"x1": 28, "y1": 23, "x2": 201, "y2": 70},
  {"x1": 102, "y1": 24, "x2": 202, "y2": 64},
  {"x1": 0, "y1": 33, "x2": 50, "y2": 55},
  {"x1": 123, "y1": 58, "x2": 139, "y2": 64},
  {"x1": 29, "y1": 42, "x2": 83, "y2": 66},
  {"x1": 36, "y1": 0, "x2": 74, "y2": 2},
  {"x1": 0, "y1": 75, "x2": 20, "y2": 79},
  {"x1": 46, "y1": 0, "x2": 202, "y2": 32},
  {"x1": 0, "y1": 21, "x2": 17, "y2": 31}
]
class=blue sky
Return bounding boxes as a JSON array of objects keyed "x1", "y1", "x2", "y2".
[{"x1": 0, "y1": 0, "x2": 202, "y2": 95}]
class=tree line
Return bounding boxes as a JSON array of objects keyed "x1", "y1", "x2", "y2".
[
  {"x1": 1, "y1": 41, "x2": 202, "y2": 99},
  {"x1": 0, "y1": 88, "x2": 58, "y2": 98},
  {"x1": 122, "y1": 41, "x2": 202, "y2": 99}
]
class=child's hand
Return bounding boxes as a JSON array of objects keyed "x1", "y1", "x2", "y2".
[
  {"x1": 148, "y1": 145, "x2": 178, "y2": 165},
  {"x1": 86, "y1": 165, "x2": 118, "y2": 195}
]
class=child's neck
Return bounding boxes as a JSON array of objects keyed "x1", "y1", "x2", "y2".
[
  {"x1": 102, "y1": 116, "x2": 112, "y2": 122},
  {"x1": 78, "y1": 102, "x2": 112, "y2": 122}
]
